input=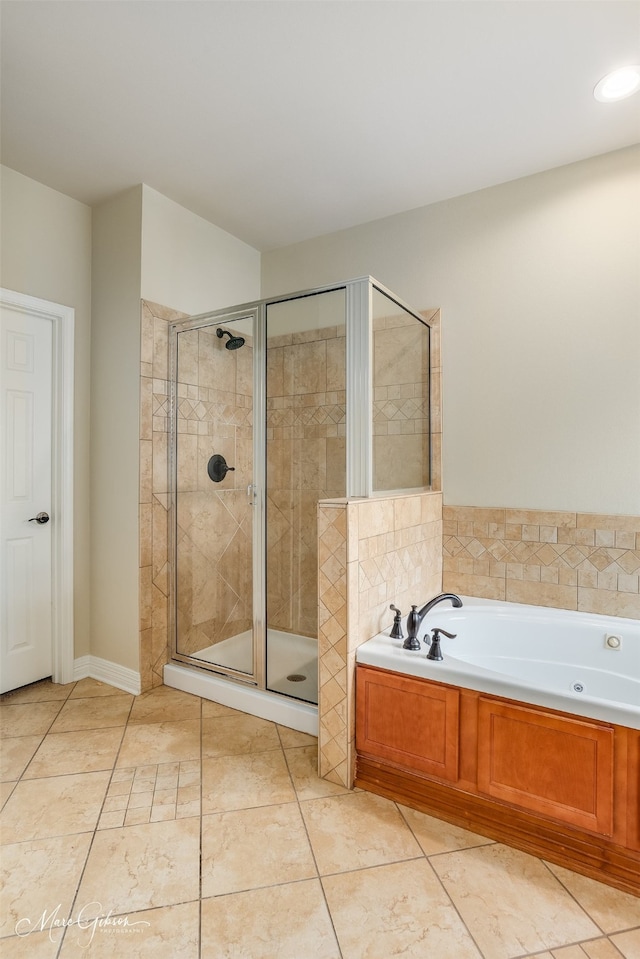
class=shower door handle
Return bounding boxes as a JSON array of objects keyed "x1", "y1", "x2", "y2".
[{"x1": 247, "y1": 484, "x2": 257, "y2": 505}]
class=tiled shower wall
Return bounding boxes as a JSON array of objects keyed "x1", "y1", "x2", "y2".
[
  {"x1": 139, "y1": 307, "x2": 350, "y2": 687},
  {"x1": 443, "y1": 506, "x2": 640, "y2": 619},
  {"x1": 372, "y1": 310, "x2": 433, "y2": 491},
  {"x1": 266, "y1": 326, "x2": 346, "y2": 639},
  {"x1": 174, "y1": 326, "x2": 254, "y2": 657},
  {"x1": 139, "y1": 300, "x2": 187, "y2": 691}
]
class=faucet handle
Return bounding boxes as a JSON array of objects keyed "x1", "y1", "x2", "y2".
[
  {"x1": 389, "y1": 605, "x2": 404, "y2": 640},
  {"x1": 424, "y1": 627, "x2": 456, "y2": 661},
  {"x1": 432, "y1": 628, "x2": 456, "y2": 640}
]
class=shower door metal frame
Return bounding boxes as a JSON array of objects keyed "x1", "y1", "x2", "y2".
[{"x1": 168, "y1": 306, "x2": 265, "y2": 688}]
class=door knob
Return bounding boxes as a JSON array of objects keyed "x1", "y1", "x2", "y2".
[{"x1": 28, "y1": 512, "x2": 50, "y2": 524}]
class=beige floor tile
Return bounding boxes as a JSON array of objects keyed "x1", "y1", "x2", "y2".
[
  {"x1": 550, "y1": 947, "x2": 590, "y2": 959},
  {"x1": 128, "y1": 686, "x2": 201, "y2": 724},
  {"x1": 201, "y1": 712, "x2": 281, "y2": 758},
  {"x1": 0, "y1": 679, "x2": 72, "y2": 704},
  {"x1": 201, "y1": 700, "x2": 242, "y2": 719},
  {"x1": 58, "y1": 901, "x2": 200, "y2": 957},
  {"x1": 323, "y1": 858, "x2": 482, "y2": 959},
  {"x1": 284, "y1": 745, "x2": 351, "y2": 800},
  {"x1": 69, "y1": 678, "x2": 130, "y2": 699},
  {"x1": 200, "y1": 879, "x2": 341, "y2": 958},
  {"x1": 116, "y1": 719, "x2": 200, "y2": 767},
  {"x1": 1, "y1": 780, "x2": 17, "y2": 808},
  {"x1": 201, "y1": 750, "x2": 296, "y2": 813},
  {"x1": 50, "y1": 695, "x2": 133, "y2": 732},
  {"x1": 580, "y1": 938, "x2": 633, "y2": 958},
  {"x1": 300, "y1": 791, "x2": 423, "y2": 875},
  {"x1": 0, "y1": 734, "x2": 43, "y2": 781},
  {"x1": 97, "y1": 809, "x2": 126, "y2": 830},
  {"x1": 0, "y1": 772, "x2": 110, "y2": 843},
  {"x1": 546, "y1": 863, "x2": 640, "y2": 933},
  {"x1": 432, "y1": 844, "x2": 601, "y2": 959},
  {"x1": 0, "y1": 832, "x2": 92, "y2": 938},
  {"x1": 398, "y1": 804, "x2": 495, "y2": 855},
  {"x1": 277, "y1": 724, "x2": 317, "y2": 748},
  {"x1": 1, "y1": 930, "x2": 61, "y2": 957},
  {"x1": 201, "y1": 803, "x2": 317, "y2": 896},
  {"x1": 610, "y1": 929, "x2": 640, "y2": 959},
  {"x1": 23, "y1": 727, "x2": 125, "y2": 778},
  {"x1": 76, "y1": 818, "x2": 200, "y2": 917},
  {"x1": 0, "y1": 702, "x2": 63, "y2": 738}
]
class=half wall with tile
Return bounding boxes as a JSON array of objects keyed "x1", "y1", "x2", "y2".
[{"x1": 318, "y1": 492, "x2": 443, "y2": 788}]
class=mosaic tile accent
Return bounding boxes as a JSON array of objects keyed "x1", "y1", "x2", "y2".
[
  {"x1": 98, "y1": 760, "x2": 201, "y2": 829},
  {"x1": 443, "y1": 506, "x2": 640, "y2": 618}
]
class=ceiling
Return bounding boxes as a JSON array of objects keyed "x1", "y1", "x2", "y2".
[{"x1": 2, "y1": 1, "x2": 639, "y2": 251}]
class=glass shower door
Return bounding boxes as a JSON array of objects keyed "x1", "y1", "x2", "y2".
[
  {"x1": 264, "y1": 289, "x2": 347, "y2": 704},
  {"x1": 172, "y1": 312, "x2": 257, "y2": 681}
]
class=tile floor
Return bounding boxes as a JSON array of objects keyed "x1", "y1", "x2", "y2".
[{"x1": 1, "y1": 678, "x2": 639, "y2": 958}]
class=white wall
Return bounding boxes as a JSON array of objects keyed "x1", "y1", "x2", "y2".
[
  {"x1": 261, "y1": 147, "x2": 640, "y2": 516},
  {"x1": 91, "y1": 187, "x2": 143, "y2": 671},
  {"x1": 87, "y1": 185, "x2": 262, "y2": 677},
  {"x1": 0, "y1": 165, "x2": 93, "y2": 657},
  {"x1": 141, "y1": 186, "x2": 261, "y2": 314}
]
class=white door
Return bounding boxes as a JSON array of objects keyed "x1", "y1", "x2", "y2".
[{"x1": 0, "y1": 305, "x2": 53, "y2": 693}]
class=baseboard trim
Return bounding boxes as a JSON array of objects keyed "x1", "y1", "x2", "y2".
[{"x1": 73, "y1": 655, "x2": 141, "y2": 695}]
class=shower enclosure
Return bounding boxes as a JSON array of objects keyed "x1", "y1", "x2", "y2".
[{"x1": 166, "y1": 277, "x2": 431, "y2": 731}]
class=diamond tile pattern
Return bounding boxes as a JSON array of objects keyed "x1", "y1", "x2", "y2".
[
  {"x1": 443, "y1": 507, "x2": 640, "y2": 617},
  {"x1": 318, "y1": 506, "x2": 349, "y2": 786},
  {"x1": 140, "y1": 300, "x2": 189, "y2": 690}
]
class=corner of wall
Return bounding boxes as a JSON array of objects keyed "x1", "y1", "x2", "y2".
[{"x1": 90, "y1": 186, "x2": 143, "y2": 672}]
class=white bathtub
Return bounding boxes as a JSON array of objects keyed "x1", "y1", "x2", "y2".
[{"x1": 356, "y1": 598, "x2": 640, "y2": 730}]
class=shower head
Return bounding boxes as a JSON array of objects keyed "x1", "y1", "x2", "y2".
[{"x1": 216, "y1": 327, "x2": 245, "y2": 350}]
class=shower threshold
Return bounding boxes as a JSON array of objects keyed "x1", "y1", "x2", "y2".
[{"x1": 164, "y1": 630, "x2": 318, "y2": 736}]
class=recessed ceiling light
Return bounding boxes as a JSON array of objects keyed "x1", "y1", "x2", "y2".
[{"x1": 594, "y1": 65, "x2": 640, "y2": 102}]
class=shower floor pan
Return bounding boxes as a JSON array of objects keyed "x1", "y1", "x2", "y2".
[
  {"x1": 166, "y1": 629, "x2": 318, "y2": 734},
  {"x1": 192, "y1": 629, "x2": 318, "y2": 705}
]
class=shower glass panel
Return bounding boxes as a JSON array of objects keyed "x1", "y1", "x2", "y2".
[
  {"x1": 371, "y1": 287, "x2": 431, "y2": 491},
  {"x1": 265, "y1": 289, "x2": 347, "y2": 704},
  {"x1": 173, "y1": 313, "x2": 257, "y2": 680}
]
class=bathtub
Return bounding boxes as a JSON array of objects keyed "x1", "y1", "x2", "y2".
[{"x1": 356, "y1": 597, "x2": 640, "y2": 730}]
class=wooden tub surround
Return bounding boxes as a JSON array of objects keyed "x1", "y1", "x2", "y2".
[{"x1": 355, "y1": 664, "x2": 640, "y2": 897}]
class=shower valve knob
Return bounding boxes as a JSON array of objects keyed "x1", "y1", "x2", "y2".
[{"x1": 207, "y1": 454, "x2": 235, "y2": 483}]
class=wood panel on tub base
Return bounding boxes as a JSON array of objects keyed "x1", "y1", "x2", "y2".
[{"x1": 355, "y1": 664, "x2": 640, "y2": 898}]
